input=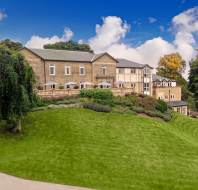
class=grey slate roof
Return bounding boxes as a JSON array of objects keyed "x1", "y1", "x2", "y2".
[
  {"x1": 117, "y1": 58, "x2": 152, "y2": 68},
  {"x1": 28, "y1": 48, "x2": 94, "y2": 62},
  {"x1": 152, "y1": 74, "x2": 176, "y2": 82},
  {"x1": 168, "y1": 101, "x2": 188, "y2": 107}
]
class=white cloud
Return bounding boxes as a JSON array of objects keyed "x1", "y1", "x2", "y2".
[
  {"x1": 0, "y1": 11, "x2": 7, "y2": 21},
  {"x1": 89, "y1": 8, "x2": 198, "y2": 78},
  {"x1": 89, "y1": 16, "x2": 130, "y2": 52},
  {"x1": 26, "y1": 27, "x2": 73, "y2": 48},
  {"x1": 148, "y1": 17, "x2": 157, "y2": 24}
]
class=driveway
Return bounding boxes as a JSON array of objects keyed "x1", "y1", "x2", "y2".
[{"x1": 0, "y1": 173, "x2": 91, "y2": 190}]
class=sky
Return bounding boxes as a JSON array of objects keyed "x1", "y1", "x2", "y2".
[{"x1": 0, "y1": 0, "x2": 198, "y2": 76}]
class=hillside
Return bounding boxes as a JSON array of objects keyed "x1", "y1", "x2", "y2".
[{"x1": 0, "y1": 108, "x2": 198, "y2": 190}]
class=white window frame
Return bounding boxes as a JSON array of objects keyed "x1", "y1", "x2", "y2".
[
  {"x1": 79, "y1": 66, "x2": 85, "y2": 75},
  {"x1": 65, "y1": 66, "x2": 71, "y2": 75},
  {"x1": 143, "y1": 67, "x2": 150, "y2": 78},
  {"x1": 49, "y1": 64, "x2": 55, "y2": 75},
  {"x1": 144, "y1": 82, "x2": 149, "y2": 91},
  {"x1": 101, "y1": 66, "x2": 107, "y2": 75}
]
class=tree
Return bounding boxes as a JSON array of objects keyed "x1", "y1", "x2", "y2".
[
  {"x1": 0, "y1": 46, "x2": 35, "y2": 132},
  {"x1": 188, "y1": 57, "x2": 198, "y2": 110},
  {"x1": 157, "y1": 53, "x2": 189, "y2": 100},
  {"x1": 157, "y1": 53, "x2": 186, "y2": 80},
  {"x1": 44, "y1": 40, "x2": 93, "y2": 52},
  {"x1": 0, "y1": 39, "x2": 23, "y2": 51}
]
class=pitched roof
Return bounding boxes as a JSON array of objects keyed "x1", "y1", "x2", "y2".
[
  {"x1": 23, "y1": 48, "x2": 117, "y2": 63},
  {"x1": 167, "y1": 101, "x2": 188, "y2": 107},
  {"x1": 117, "y1": 58, "x2": 152, "y2": 68},
  {"x1": 152, "y1": 74, "x2": 176, "y2": 82},
  {"x1": 27, "y1": 48, "x2": 94, "y2": 62}
]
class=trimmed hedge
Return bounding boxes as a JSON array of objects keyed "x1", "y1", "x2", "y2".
[
  {"x1": 83, "y1": 102, "x2": 112, "y2": 113},
  {"x1": 80, "y1": 89, "x2": 113, "y2": 100}
]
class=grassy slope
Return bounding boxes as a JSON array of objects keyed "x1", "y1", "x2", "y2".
[{"x1": 0, "y1": 109, "x2": 198, "y2": 190}]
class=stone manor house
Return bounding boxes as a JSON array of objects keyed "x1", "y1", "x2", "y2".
[{"x1": 20, "y1": 47, "x2": 188, "y2": 115}]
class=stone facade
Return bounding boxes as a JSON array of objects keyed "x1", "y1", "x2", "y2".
[
  {"x1": 172, "y1": 106, "x2": 188, "y2": 115},
  {"x1": 21, "y1": 48, "x2": 45, "y2": 86},
  {"x1": 92, "y1": 55, "x2": 117, "y2": 87},
  {"x1": 152, "y1": 86, "x2": 181, "y2": 102},
  {"x1": 21, "y1": 48, "x2": 116, "y2": 89},
  {"x1": 152, "y1": 75, "x2": 188, "y2": 115}
]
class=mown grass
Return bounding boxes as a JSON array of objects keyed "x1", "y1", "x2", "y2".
[{"x1": 0, "y1": 108, "x2": 198, "y2": 190}]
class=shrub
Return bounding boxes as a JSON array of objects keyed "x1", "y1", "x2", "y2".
[
  {"x1": 155, "y1": 99, "x2": 168, "y2": 113},
  {"x1": 113, "y1": 95, "x2": 139, "y2": 107},
  {"x1": 80, "y1": 89, "x2": 113, "y2": 100},
  {"x1": 138, "y1": 95, "x2": 156, "y2": 110},
  {"x1": 131, "y1": 106, "x2": 145, "y2": 113},
  {"x1": 83, "y1": 102, "x2": 112, "y2": 113}
]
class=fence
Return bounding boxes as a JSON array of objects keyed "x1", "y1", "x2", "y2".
[{"x1": 36, "y1": 88, "x2": 134, "y2": 98}]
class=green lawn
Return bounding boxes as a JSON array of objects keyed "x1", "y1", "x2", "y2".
[{"x1": 0, "y1": 108, "x2": 198, "y2": 190}]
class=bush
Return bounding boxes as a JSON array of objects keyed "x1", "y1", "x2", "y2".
[
  {"x1": 83, "y1": 102, "x2": 112, "y2": 113},
  {"x1": 155, "y1": 99, "x2": 168, "y2": 113},
  {"x1": 113, "y1": 95, "x2": 139, "y2": 107},
  {"x1": 131, "y1": 106, "x2": 145, "y2": 113},
  {"x1": 80, "y1": 89, "x2": 113, "y2": 100}
]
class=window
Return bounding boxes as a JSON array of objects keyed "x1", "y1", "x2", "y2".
[
  {"x1": 143, "y1": 67, "x2": 150, "y2": 78},
  {"x1": 170, "y1": 94, "x2": 175, "y2": 100},
  {"x1": 101, "y1": 66, "x2": 107, "y2": 75},
  {"x1": 80, "y1": 66, "x2": 85, "y2": 75},
  {"x1": 144, "y1": 83, "x2": 149, "y2": 91},
  {"x1": 131, "y1": 83, "x2": 135, "y2": 88},
  {"x1": 177, "y1": 107, "x2": 180, "y2": 113},
  {"x1": 118, "y1": 83, "x2": 124, "y2": 88},
  {"x1": 165, "y1": 95, "x2": 169, "y2": 100},
  {"x1": 49, "y1": 64, "x2": 55, "y2": 75},
  {"x1": 118, "y1": 68, "x2": 124, "y2": 74},
  {"x1": 182, "y1": 107, "x2": 186, "y2": 114},
  {"x1": 131, "y1": 69, "x2": 136, "y2": 74},
  {"x1": 65, "y1": 66, "x2": 71, "y2": 75}
]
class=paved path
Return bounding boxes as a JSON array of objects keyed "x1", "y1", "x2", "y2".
[{"x1": 0, "y1": 173, "x2": 91, "y2": 190}]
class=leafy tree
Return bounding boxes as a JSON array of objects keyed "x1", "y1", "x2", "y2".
[
  {"x1": 44, "y1": 40, "x2": 93, "y2": 52},
  {"x1": 188, "y1": 57, "x2": 198, "y2": 109},
  {"x1": 0, "y1": 46, "x2": 35, "y2": 132},
  {"x1": 157, "y1": 53, "x2": 186, "y2": 80},
  {"x1": 157, "y1": 53, "x2": 189, "y2": 100},
  {"x1": 0, "y1": 39, "x2": 23, "y2": 51}
]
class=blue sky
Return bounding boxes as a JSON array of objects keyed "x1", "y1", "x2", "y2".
[
  {"x1": 0, "y1": 0, "x2": 198, "y2": 76},
  {"x1": 0, "y1": 0, "x2": 197, "y2": 44}
]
